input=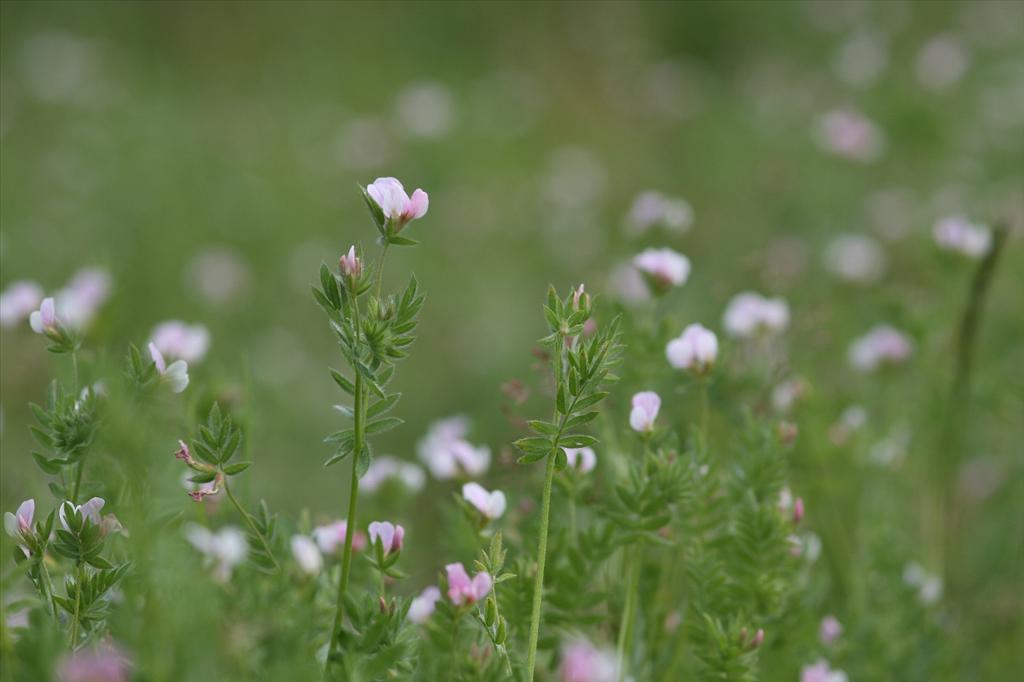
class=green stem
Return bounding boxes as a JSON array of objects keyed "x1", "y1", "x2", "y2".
[
  {"x1": 223, "y1": 480, "x2": 280, "y2": 571},
  {"x1": 38, "y1": 558, "x2": 60, "y2": 621},
  {"x1": 68, "y1": 562, "x2": 83, "y2": 648},
  {"x1": 71, "y1": 461, "x2": 85, "y2": 504},
  {"x1": 698, "y1": 377, "x2": 709, "y2": 441},
  {"x1": 71, "y1": 350, "x2": 80, "y2": 393},
  {"x1": 375, "y1": 242, "x2": 390, "y2": 300},
  {"x1": 616, "y1": 546, "x2": 642, "y2": 681},
  {"x1": 525, "y1": 451, "x2": 557, "y2": 681}
]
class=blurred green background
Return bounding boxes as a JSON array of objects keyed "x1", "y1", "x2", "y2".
[{"x1": 1, "y1": 2, "x2": 1023, "y2": 675}]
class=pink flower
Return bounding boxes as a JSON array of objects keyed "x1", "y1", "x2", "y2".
[
  {"x1": 367, "y1": 521, "x2": 404, "y2": 555},
  {"x1": 366, "y1": 177, "x2": 429, "y2": 231},
  {"x1": 629, "y1": 391, "x2": 661, "y2": 433},
  {"x1": 29, "y1": 297, "x2": 59, "y2": 335},
  {"x1": 339, "y1": 245, "x2": 363, "y2": 279},
  {"x1": 313, "y1": 520, "x2": 366, "y2": 555},
  {"x1": 445, "y1": 562, "x2": 492, "y2": 606},
  {"x1": 291, "y1": 535, "x2": 323, "y2": 575},
  {"x1": 816, "y1": 108, "x2": 885, "y2": 163},
  {"x1": 666, "y1": 323, "x2": 718, "y2": 372},
  {"x1": 53, "y1": 268, "x2": 112, "y2": 330},
  {"x1": 149, "y1": 321, "x2": 210, "y2": 364},
  {"x1": 563, "y1": 447, "x2": 596, "y2": 473},
  {"x1": 4, "y1": 499, "x2": 35, "y2": 555},
  {"x1": 722, "y1": 292, "x2": 789, "y2": 338},
  {"x1": 625, "y1": 191, "x2": 693, "y2": 235},
  {"x1": 933, "y1": 216, "x2": 991, "y2": 259},
  {"x1": 57, "y1": 642, "x2": 132, "y2": 682},
  {"x1": 819, "y1": 615, "x2": 843, "y2": 645},
  {"x1": 461, "y1": 482, "x2": 507, "y2": 520},
  {"x1": 408, "y1": 586, "x2": 441, "y2": 624},
  {"x1": 800, "y1": 659, "x2": 848, "y2": 682},
  {"x1": 847, "y1": 325, "x2": 913, "y2": 372},
  {"x1": 633, "y1": 248, "x2": 691, "y2": 292},
  {"x1": 417, "y1": 416, "x2": 490, "y2": 479},
  {"x1": 149, "y1": 343, "x2": 189, "y2": 393},
  {"x1": 559, "y1": 639, "x2": 616, "y2": 682},
  {"x1": 59, "y1": 497, "x2": 105, "y2": 531},
  {"x1": 0, "y1": 281, "x2": 43, "y2": 328},
  {"x1": 793, "y1": 497, "x2": 805, "y2": 524},
  {"x1": 184, "y1": 524, "x2": 248, "y2": 583}
]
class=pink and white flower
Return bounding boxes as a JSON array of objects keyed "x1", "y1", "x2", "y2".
[
  {"x1": 800, "y1": 659, "x2": 848, "y2": 682},
  {"x1": 366, "y1": 177, "x2": 429, "y2": 231},
  {"x1": 625, "y1": 191, "x2": 694, "y2": 235},
  {"x1": 184, "y1": 524, "x2": 248, "y2": 583},
  {"x1": 54, "y1": 268, "x2": 112, "y2": 330},
  {"x1": 290, "y1": 535, "x2": 323, "y2": 575},
  {"x1": 847, "y1": 325, "x2": 913, "y2": 372},
  {"x1": 563, "y1": 447, "x2": 597, "y2": 473},
  {"x1": 408, "y1": 585, "x2": 442, "y2": 624},
  {"x1": 4, "y1": 499, "x2": 35, "y2": 555},
  {"x1": 666, "y1": 323, "x2": 718, "y2": 372},
  {"x1": 312, "y1": 520, "x2": 366, "y2": 555},
  {"x1": 29, "y1": 297, "x2": 60, "y2": 335},
  {"x1": 57, "y1": 642, "x2": 132, "y2": 682},
  {"x1": 149, "y1": 343, "x2": 189, "y2": 393},
  {"x1": 445, "y1": 562, "x2": 492, "y2": 606},
  {"x1": 367, "y1": 521, "x2": 404, "y2": 555},
  {"x1": 816, "y1": 108, "x2": 885, "y2": 163},
  {"x1": 559, "y1": 638, "x2": 617, "y2": 682},
  {"x1": 819, "y1": 615, "x2": 843, "y2": 645},
  {"x1": 0, "y1": 281, "x2": 43, "y2": 328},
  {"x1": 59, "y1": 497, "x2": 105, "y2": 531},
  {"x1": 933, "y1": 215, "x2": 992, "y2": 259},
  {"x1": 461, "y1": 482, "x2": 507, "y2": 521},
  {"x1": 633, "y1": 248, "x2": 691, "y2": 292},
  {"x1": 361, "y1": 456, "x2": 426, "y2": 494},
  {"x1": 629, "y1": 391, "x2": 661, "y2": 433},
  {"x1": 149, "y1": 321, "x2": 210, "y2": 364},
  {"x1": 722, "y1": 292, "x2": 789, "y2": 338},
  {"x1": 339, "y1": 245, "x2": 363, "y2": 279},
  {"x1": 417, "y1": 416, "x2": 490, "y2": 479},
  {"x1": 822, "y1": 233, "x2": 886, "y2": 284}
]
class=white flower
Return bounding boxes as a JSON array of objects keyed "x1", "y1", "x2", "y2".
[
  {"x1": 665, "y1": 323, "x2": 718, "y2": 372},
  {"x1": 417, "y1": 416, "x2": 490, "y2": 480},
  {"x1": 149, "y1": 343, "x2": 189, "y2": 393},
  {"x1": 396, "y1": 82, "x2": 456, "y2": 139},
  {"x1": 625, "y1": 191, "x2": 693, "y2": 234},
  {"x1": 53, "y1": 267, "x2": 112, "y2": 330},
  {"x1": 29, "y1": 297, "x2": 59, "y2": 335},
  {"x1": 0, "y1": 281, "x2": 44, "y2": 328},
  {"x1": 816, "y1": 108, "x2": 885, "y2": 162},
  {"x1": 461, "y1": 482, "x2": 507, "y2": 521},
  {"x1": 361, "y1": 456, "x2": 426, "y2": 494},
  {"x1": 149, "y1": 321, "x2": 210, "y2": 364},
  {"x1": 822, "y1": 233, "x2": 886, "y2": 284},
  {"x1": 903, "y1": 562, "x2": 943, "y2": 604},
  {"x1": 290, "y1": 535, "x2": 323, "y2": 575},
  {"x1": 562, "y1": 447, "x2": 597, "y2": 473},
  {"x1": 58, "y1": 497, "x2": 105, "y2": 531},
  {"x1": 408, "y1": 586, "x2": 441, "y2": 624},
  {"x1": 933, "y1": 216, "x2": 992, "y2": 259},
  {"x1": 633, "y1": 248, "x2": 691, "y2": 292},
  {"x1": 847, "y1": 325, "x2": 913, "y2": 372},
  {"x1": 185, "y1": 524, "x2": 248, "y2": 583},
  {"x1": 722, "y1": 292, "x2": 789, "y2": 338},
  {"x1": 629, "y1": 391, "x2": 661, "y2": 433},
  {"x1": 916, "y1": 34, "x2": 969, "y2": 90}
]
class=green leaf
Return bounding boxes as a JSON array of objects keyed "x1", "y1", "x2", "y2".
[
  {"x1": 565, "y1": 411, "x2": 599, "y2": 429},
  {"x1": 514, "y1": 437, "x2": 552, "y2": 455},
  {"x1": 360, "y1": 185, "x2": 387, "y2": 234},
  {"x1": 355, "y1": 445, "x2": 372, "y2": 479},
  {"x1": 365, "y1": 416, "x2": 403, "y2": 435},
  {"x1": 86, "y1": 555, "x2": 114, "y2": 570},
  {"x1": 31, "y1": 452, "x2": 64, "y2": 475},
  {"x1": 517, "y1": 451, "x2": 549, "y2": 464},
  {"x1": 189, "y1": 472, "x2": 216, "y2": 484},
  {"x1": 573, "y1": 391, "x2": 609, "y2": 410},
  {"x1": 559, "y1": 434, "x2": 598, "y2": 448},
  {"x1": 223, "y1": 462, "x2": 252, "y2": 475},
  {"x1": 320, "y1": 263, "x2": 341, "y2": 309},
  {"x1": 386, "y1": 235, "x2": 419, "y2": 247},
  {"x1": 367, "y1": 393, "x2": 401, "y2": 418},
  {"x1": 528, "y1": 420, "x2": 558, "y2": 436},
  {"x1": 330, "y1": 369, "x2": 356, "y2": 395}
]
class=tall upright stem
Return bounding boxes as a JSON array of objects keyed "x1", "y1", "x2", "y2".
[
  {"x1": 223, "y1": 480, "x2": 280, "y2": 571},
  {"x1": 71, "y1": 461, "x2": 85, "y2": 504},
  {"x1": 616, "y1": 549, "x2": 642, "y2": 681},
  {"x1": 525, "y1": 450, "x2": 557, "y2": 681},
  {"x1": 68, "y1": 562, "x2": 83, "y2": 648}
]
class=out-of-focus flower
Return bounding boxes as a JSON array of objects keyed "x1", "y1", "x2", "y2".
[
  {"x1": 563, "y1": 447, "x2": 597, "y2": 473},
  {"x1": 179, "y1": 471, "x2": 221, "y2": 509},
  {"x1": 184, "y1": 524, "x2": 248, "y2": 583},
  {"x1": 4, "y1": 499, "x2": 35, "y2": 555},
  {"x1": 829, "y1": 404, "x2": 868, "y2": 445},
  {"x1": 408, "y1": 585, "x2": 442, "y2": 623},
  {"x1": 560, "y1": 638, "x2": 617, "y2": 682},
  {"x1": 338, "y1": 245, "x2": 363, "y2": 279},
  {"x1": 848, "y1": 325, "x2": 913, "y2": 372},
  {"x1": 800, "y1": 659, "x2": 848, "y2": 682},
  {"x1": 772, "y1": 377, "x2": 809, "y2": 413},
  {"x1": 57, "y1": 642, "x2": 132, "y2": 682},
  {"x1": 793, "y1": 497, "x2": 805, "y2": 524},
  {"x1": 59, "y1": 497, "x2": 105, "y2": 531},
  {"x1": 417, "y1": 416, "x2": 491, "y2": 480},
  {"x1": 185, "y1": 247, "x2": 252, "y2": 305},
  {"x1": 903, "y1": 562, "x2": 943, "y2": 604},
  {"x1": 933, "y1": 216, "x2": 992, "y2": 258},
  {"x1": 291, "y1": 535, "x2": 323, "y2": 575},
  {"x1": 833, "y1": 30, "x2": 889, "y2": 87},
  {"x1": 360, "y1": 456, "x2": 426, "y2": 494},
  {"x1": 542, "y1": 147, "x2": 608, "y2": 211},
  {"x1": 916, "y1": 34, "x2": 969, "y2": 90},
  {"x1": 149, "y1": 343, "x2": 189, "y2": 393},
  {"x1": 816, "y1": 108, "x2": 885, "y2": 162},
  {"x1": 723, "y1": 292, "x2": 790, "y2": 338},
  {"x1": 633, "y1": 248, "x2": 691, "y2": 293},
  {"x1": 461, "y1": 482, "x2": 507, "y2": 521},
  {"x1": 445, "y1": 562, "x2": 492, "y2": 606},
  {"x1": 367, "y1": 521, "x2": 404, "y2": 555},
  {"x1": 666, "y1": 323, "x2": 718, "y2": 373},
  {"x1": 629, "y1": 391, "x2": 661, "y2": 433},
  {"x1": 820, "y1": 615, "x2": 843, "y2": 645},
  {"x1": 396, "y1": 81, "x2": 456, "y2": 138},
  {"x1": 607, "y1": 262, "x2": 650, "y2": 306},
  {"x1": 823, "y1": 233, "x2": 886, "y2": 283},
  {"x1": 312, "y1": 520, "x2": 366, "y2": 555},
  {"x1": 624, "y1": 191, "x2": 694, "y2": 235},
  {"x1": 56, "y1": 268, "x2": 111, "y2": 329},
  {"x1": 366, "y1": 177, "x2": 428, "y2": 232},
  {"x1": 29, "y1": 297, "x2": 60, "y2": 335},
  {"x1": 149, "y1": 321, "x2": 210, "y2": 364},
  {"x1": 0, "y1": 281, "x2": 44, "y2": 328}
]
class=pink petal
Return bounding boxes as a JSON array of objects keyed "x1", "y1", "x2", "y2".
[{"x1": 406, "y1": 189, "x2": 429, "y2": 220}]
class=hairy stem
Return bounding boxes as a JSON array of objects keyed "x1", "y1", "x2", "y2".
[
  {"x1": 223, "y1": 480, "x2": 280, "y2": 571},
  {"x1": 68, "y1": 562, "x2": 83, "y2": 648},
  {"x1": 525, "y1": 450, "x2": 557, "y2": 680}
]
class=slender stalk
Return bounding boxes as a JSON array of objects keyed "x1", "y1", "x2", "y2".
[
  {"x1": 71, "y1": 350, "x2": 79, "y2": 392},
  {"x1": 375, "y1": 242, "x2": 391, "y2": 300},
  {"x1": 615, "y1": 549, "x2": 642, "y2": 681},
  {"x1": 71, "y1": 461, "x2": 85, "y2": 504},
  {"x1": 68, "y1": 562, "x2": 83, "y2": 648},
  {"x1": 325, "y1": 297, "x2": 367, "y2": 674},
  {"x1": 568, "y1": 486, "x2": 578, "y2": 543},
  {"x1": 38, "y1": 558, "x2": 60, "y2": 621},
  {"x1": 698, "y1": 377, "x2": 709, "y2": 440},
  {"x1": 525, "y1": 450, "x2": 557, "y2": 680},
  {"x1": 223, "y1": 480, "x2": 280, "y2": 571}
]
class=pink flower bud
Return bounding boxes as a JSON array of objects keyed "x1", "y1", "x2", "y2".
[
  {"x1": 175, "y1": 440, "x2": 195, "y2": 465},
  {"x1": 408, "y1": 586, "x2": 441, "y2": 624},
  {"x1": 445, "y1": 562, "x2": 491, "y2": 606},
  {"x1": 461, "y1": 482, "x2": 507, "y2": 521},
  {"x1": 819, "y1": 615, "x2": 842, "y2": 645},
  {"x1": 571, "y1": 283, "x2": 589, "y2": 311},
  {"x1": 752, "y1": 628, "x2": 765, "y2": 649},
  {"x1": 368, "y1": 521, "x2": 404, "y2": 555},
  {"x1": 633, "y1": 248, "x2": 690, "y2": 293},
  {"x1": 629, "y1": 391, "x2": 661, "y2": 433},
  {"x1": 793, "y1": 497, "x2": 805, "y2": 524},
  {"x1": 666, "y1": 323, "x2": 718, "y2": 373},
  {"x1": 29, "y1": 297, "x2": 59, "y2": 335},
  {"x1": 339, "y1": 245, "x2": 363, "y2": 279}
]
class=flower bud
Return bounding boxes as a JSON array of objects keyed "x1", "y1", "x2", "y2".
[
  {"x1": 339, "y1": 246, "x2": 363, "y2": 280},
  {"x1": 793, "y1": 497, "x2": 805, "y2": 524},
  {"x1": 571, "y1": 283, "x2": 589, "y2": 312}
]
